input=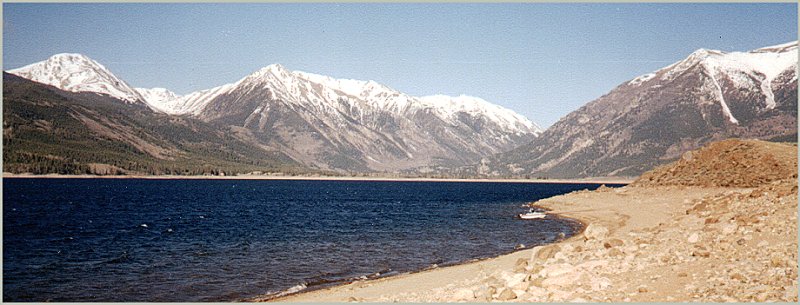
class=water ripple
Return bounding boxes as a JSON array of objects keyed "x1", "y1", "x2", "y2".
[{"x1": 3, "y1": 178, "x2": 619, "y2": 301}]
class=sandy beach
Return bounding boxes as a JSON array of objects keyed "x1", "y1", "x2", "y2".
[{"x1": 263, "y1": 139, "x2": 798, "y2": 302}]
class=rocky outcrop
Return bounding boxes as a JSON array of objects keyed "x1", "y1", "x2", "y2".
[{"x1": 635, "y1": 138, "x2": 798, "y2": 187}]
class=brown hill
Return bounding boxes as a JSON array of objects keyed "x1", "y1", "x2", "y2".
[{"x1": 634, "y1": 139, "x2": 798, "y2": 187}]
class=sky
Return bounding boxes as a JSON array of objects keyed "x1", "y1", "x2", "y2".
[{"x1": 3, "y1": 3, "x2": 797, "y2": 127}]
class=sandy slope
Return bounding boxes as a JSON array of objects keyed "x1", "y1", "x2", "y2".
[{"x1": 265, "y1": 139, "x2": 797, "y2": 302}]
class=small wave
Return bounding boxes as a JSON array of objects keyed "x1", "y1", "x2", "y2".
[
  {"x1": 303, "y1": 275, "x2": 343, "y2": 287},
  {"x1": 263, "y1": 268, "x2": 395, "y2": 301},
  {"x1": 263, "y1": 283, "x2": 308, "y2": 299},
  {"x1": 283, "y1": 283, "x2": 307, "y2": 295}
]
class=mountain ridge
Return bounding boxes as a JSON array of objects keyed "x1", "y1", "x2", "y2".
[
  {"x1": 2, "y1": 72, "x2": 307, "y2": 176},
  {"x1": 479, "y1": 41, "x2": 797, "y2": 178},
  {"x1": 6, "y1": 54, "x2": 542, "y2": 173},
  {"x1": 7, "y1": 41, "x2": 794, "y2": 177},
  {"x1": 7, "y1": 54, "x2": 540, "y2": 136}
]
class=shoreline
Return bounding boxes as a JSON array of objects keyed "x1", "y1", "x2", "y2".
[
  {"x1": 263, "y1": 186, "x2": 615, "y2": 302},
  {"x1": 264, "y1": 182, "x2": 797, "y2": 302},
  {"x1": 262, "y1": 185, "x2": 629, "y2": 302},
  {"x1": 2, "y1": 173, "x2": 633, "y2": 185},
  {"x1": 254, "y1": 243, "x2": 563, "y2": 301},
  {"x1": 256, "y1": 214, "x2": 586, "y2": 302}
]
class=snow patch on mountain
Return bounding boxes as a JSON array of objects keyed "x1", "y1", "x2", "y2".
[
  {"x1": 135, "y1": 87, "x2": 180, "y2": 110},
  {"x1": 8, "y1": 53, "x2": 145, "y2": 104},
  {"x1": 628, "y1": 73, "x2": 656, "y2": 86},
  {"x1": 294, "y1": 71, "x2": 415, "y2": 112},
  {"x1": 136, "y1": 84, "x2": 236, "y2": 115},
  {"x1": 703, "y1": 63, "x2": 739, "y2": 124},
  {"x1": 205, "y1": 65, "x2": 542, "y2": 136},
  {"x1": 7, "y1": 53, "x2": 542, "y2": 136},
  {"x1": 418, "y1": 95, "x2": 542, "y2": 135},
  {"x1": 654, "y1": 42, "x2": 797, "y2": 110}
]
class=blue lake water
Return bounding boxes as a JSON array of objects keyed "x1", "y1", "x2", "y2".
[{"x1": 3, "y1": 178, "x2": 621, "y2": 301}]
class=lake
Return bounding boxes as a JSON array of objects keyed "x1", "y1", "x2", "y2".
[{"x1": 3, "y1": 178, "x2": 621, "y2": 301}]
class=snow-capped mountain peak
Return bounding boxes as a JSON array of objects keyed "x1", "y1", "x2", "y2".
[
  {"x1": 629, "y1": 41, "x2": 797, "y2": 113},
  {"x1": 135, "y1": 87, "x2": 183, "y2": 112},
  {"x1": 292, "y1": 71, "x2": 393, "y2": 98},
  {"x1": 8, "y1": 55, "x2": 542, "y2": 140},
  {"x1": 656, "y1": 41, "x2": 797, "y2": 82},
  {"x1": 135, "y1": 84, "x2": 239, "y2": 116},
  {"x1": 418, "y1": 95, "x2": 542, "y2": 135},
  {"x1": 486, "y1": 41, "x2": 797, "y2": 179},
  {"x1": 280, "y1": 69, "x2": 540, "y2": 134},
  {"x1": 249, "y1": 66, "x2": 540, "y2": 135},
  {"x1": 8, "y1": 53, "x2": 145, "y2": 104},
  {"x1": 250, "y1": 63, "x2": 288, "y2": 77},
  {"x1": 291, "y1": 71, "x2": 417, "y2": 112},
  {"x1": 136, "y1": 87, "x2": 179, "y2": 101}
]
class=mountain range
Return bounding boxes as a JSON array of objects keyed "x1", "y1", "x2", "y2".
[
  {"x1": 478, "y1": 41, "x2": 797, "y2": 178},
  {"x1": 2, "y1": 72, "x2": 308, "y2": 176},
  {"x1": 4, "y1": 41, "x2": 796, "y2": 178},
  {"x1": 5, "y1": 54, "x2": 540, "y2": 174}
]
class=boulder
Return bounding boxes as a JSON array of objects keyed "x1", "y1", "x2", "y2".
[
  {"x1": 474, "y1": 286, "x2": 493, "y2": 302},
  {"x1": 603, "y1": 238, "x2": 624, "y2": 248},
  {"x1": 584, "y1": 224, "x2": 609, "y2": 241},
  {"x1": 514, "y1": 258, "x2": 529, "y2": 272},
  {"x1": 497, "y1": 288, "x2": 517, "y2": 301},
  {"x1": 539, "y1": 263, "x2": 576, "y2": 278},
  {"x1": 528, "y1": 263, "x2": 544, "y2": 275},
  {"x1": 502, "y1": 273, "x2": 528, "y2": 288},
  {"x1": 512, "y1": 280, "x2": 531, "y2": 292},
  {"x1": 530, "y1": 276, "x2": 545, "y2": 288},
  {"x1": 483, "y1": 276, "x2": 503, "y2": 287},
  {"x1": 542, "y1": 271, "x2": 585, "y2": 288},
  {"x1": 534, "y1": 245, "x2": 561, "y2": 261},
  {"x1": 487, "y1": 285, "x2": 498, "y2": 296}
]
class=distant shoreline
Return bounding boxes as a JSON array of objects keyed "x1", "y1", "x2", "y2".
[{"x1": 2, "y1": 173, "x2": 633, "y2": 185}]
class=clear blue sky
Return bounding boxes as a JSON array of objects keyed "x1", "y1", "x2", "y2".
[{"x1": 3, "y1": 3, "x2": 797, "y2": 127}]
